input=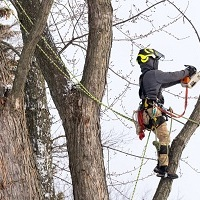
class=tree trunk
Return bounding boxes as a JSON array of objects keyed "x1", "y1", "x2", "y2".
[
  {"x1": 64, "y1": 1, "x2": 113, "y2": 199},
  {"x1": 0, "y1": 109, "x2": 42, "y2": 199},
  {"x1": 13, "y1": 0, "x2": 113, "y2": 199},
  {"x1": 0, "y1": 47, "x2": 42, "y2": 199},
  {"x1": 0, "y1": 0, "x2": 54, "y2": 199}
]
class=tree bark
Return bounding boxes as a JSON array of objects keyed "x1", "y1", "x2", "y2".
[
  {"x1": 0, "y1": 109, "x2": 43, "y2": 199},
  {"x1": 0, "y1": 46, "x2": 42, "y2": 199},
  {"x1": 25, "y1": 62, "x2": 55, "y2": 200},
  {"x1": 11, "y1": 0, "x2": 54, "y2": 107},
  {"x1": 0, "y1": 0, "x2": 54, "y2": 199},
  {"x1": 13, "y1": 0, "x2": 113, "y2": 199},
  {"x1": 65, "y1": 1, "x2": 113, "y2": 199}
]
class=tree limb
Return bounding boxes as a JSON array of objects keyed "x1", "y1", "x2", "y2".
[{"x1": 11, "y1": 0, "x2": 54, "y2": 108}]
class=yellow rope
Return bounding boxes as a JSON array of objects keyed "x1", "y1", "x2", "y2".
[
  {"x1": 173, "y1": 112, "x2": 199, "y2": 125},
  {"x1": 131, "y1": 131, "x2": 151, "y2": 200}
]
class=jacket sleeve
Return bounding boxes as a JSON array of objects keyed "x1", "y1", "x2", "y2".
[
  {"x1": 162, "y1": 80, "x2": 180, "y2": 88},
  {"x1": 155, "y1": 69, "x2": 189, "y2": 88}
]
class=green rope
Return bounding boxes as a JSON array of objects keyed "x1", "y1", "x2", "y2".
[
  {"x1": 3, "y1": 0, "x2": 134, "y2": 122},
  {"x1": 131, "y1": 131, "x2": 151, "y2": 200}
]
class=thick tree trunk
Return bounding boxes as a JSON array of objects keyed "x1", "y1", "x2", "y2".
[
  {"x1": 63, "y1": 90, "x2": 109, "y2": 200},
  {"x1": 14, "y1": 0, "x2": 112, "y2": 199},
  {"x1": 64, "y1": 1, "x2": 113, "y2": 199},
  {"x1": 0, "y1": 47, "x2": 42, "y2": 199},
  {"x1": 0, "y1": 0, "x2": 54, "y2": 198},
  {"x1": 0, "y1": 109, "x2": 42, "y2": 199}
]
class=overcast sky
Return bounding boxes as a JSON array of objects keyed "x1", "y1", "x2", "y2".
[{"x1": 104, "y1": 1, "x2": 200, "y2": 199}]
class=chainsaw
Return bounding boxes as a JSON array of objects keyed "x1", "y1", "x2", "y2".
[{"x1": 181, "y1": 65, "x2": 200, "y2": 88}]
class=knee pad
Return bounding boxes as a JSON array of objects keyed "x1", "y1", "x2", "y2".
[{"x1": 158, "y1": 145, "x2": 169, "y2": 154}]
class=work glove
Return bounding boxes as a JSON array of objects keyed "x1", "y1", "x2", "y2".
[{"x1": 185, "y1": 65, "x2": 197, "y2": 77}]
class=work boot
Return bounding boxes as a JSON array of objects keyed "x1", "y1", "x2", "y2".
[
  {"x1": 153, "y1": 161, "x2": 160, "y2": 173},
  {"x1": 167, "y1": 172, "x2": 179, "y2": 179},
  {"x1": 154, "y1": 166, "x2": 178, "y2": 179},
  {"x1": 154, "y1": 165, "x2": 167, "y2": 176}
]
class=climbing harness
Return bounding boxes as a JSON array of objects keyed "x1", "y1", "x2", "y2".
[
  {"x1": 135, "y1": 70, "x2": 190, "y2": 138},
  {"x1": 133, "y1": 84, "x2": 191, "y2": 141},
  {"x1": 133, "y1": 98, "x2": 168, "y2": 140}
]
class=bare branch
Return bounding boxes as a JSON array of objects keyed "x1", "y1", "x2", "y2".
[
  {"x1": 167, "y1": 0, "x2": 200, "y2": 43},
  {"x1": 11, "y1": 0, "x2": 54, "y2": 108},
  {"x1": 102, "y1": 145, "x2": 156, "y2": 161},
  {"x1": 113, "y1": 0, "x2": 166, "y2": 27}
]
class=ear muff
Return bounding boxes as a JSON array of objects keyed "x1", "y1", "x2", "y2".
[{"x1": 137, "y1": 53, "x2": 151, "y2": 63}]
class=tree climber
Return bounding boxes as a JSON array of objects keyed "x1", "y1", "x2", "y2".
[{"x1": 136, "y1": 48, "x2": 196, "y2": 179}]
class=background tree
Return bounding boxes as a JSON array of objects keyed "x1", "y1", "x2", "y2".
[{"x1": 25, "y1": 61, "x2": 55, "y2": 199}]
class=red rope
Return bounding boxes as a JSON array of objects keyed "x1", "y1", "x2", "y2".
[
  {"x1": 137, "y1": 110, "x2": 145, "y2": 140},
  {"x1": 158, "y1": 87, "x2": 188, "y2": 118}
]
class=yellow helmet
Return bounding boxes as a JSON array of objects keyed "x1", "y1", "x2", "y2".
[{"x1": 136, "y1": 48, "x2": 165, "y2": 64}]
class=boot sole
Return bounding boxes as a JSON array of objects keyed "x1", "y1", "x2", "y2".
[{"x1": 156, "y1": 173, "x2": 178, "y2": 179}]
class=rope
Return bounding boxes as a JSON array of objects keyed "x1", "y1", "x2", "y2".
[
  {"x1": 157, "y1": 87, "x2": 188, "y2": 119},
  {"x1": 161, "y1": 87, "x2": 186, "y2": 122},
  {"x1": 158, "y1": 87, "x2": 199, "y2": 126},
  {"x1": 131, "y1": 131, "x2": 151, "y2": 200}
]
